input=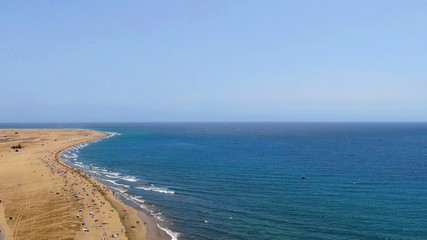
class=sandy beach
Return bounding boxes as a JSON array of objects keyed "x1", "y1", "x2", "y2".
[{"x1": 0, "y1": 129, "x2": 167, "y2": 240}]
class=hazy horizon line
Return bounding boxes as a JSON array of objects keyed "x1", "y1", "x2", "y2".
[{"x1": 1, "y1": 121, "x2": 426, "y2": 124}]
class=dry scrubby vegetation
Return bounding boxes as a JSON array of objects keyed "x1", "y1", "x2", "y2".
[{"x1": 10, "y1": 144, "x2": 23, "y2": 149}]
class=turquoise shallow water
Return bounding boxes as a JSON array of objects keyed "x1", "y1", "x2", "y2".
[{"x1": 2, "y1": 123, "x2": 427, "y2": 239}]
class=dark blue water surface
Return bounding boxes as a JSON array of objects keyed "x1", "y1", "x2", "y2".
[{"x1": 2, "y1": 123, "x2": 427, "y2": 240}]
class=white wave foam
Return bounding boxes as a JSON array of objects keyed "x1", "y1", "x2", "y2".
[
  {"x1": 106, "y1": 132, "x2": 121, "y2": 137},
  {"x1": 157, "y1": 224, "x2": 179, "y2": 240},
  {"x1": 105, "y1": 172, "x2": 121, "y2": 179},
  {"x1": 136, "y1": 186, "x2": 175, "y2": 194},
  {"x1": 110, "y1": 186, "x2": 127, "y2": 193},
  {"x1": 153, "y1": 212, "x2": 165, "y2": 222},
  {"x1": 127, "y1": 195, "x2": 145, "y2": 204},
  {"x1": 155, "y1": 215, "x2": 165, "y2": 222},
  {"x1": 105, "y1": 179, "x2": 117, "y2": 184},
  {"x1": 105, "y1": 179, "x2": 130, "y2": 188},
  {"x1": 139, "y1": 204, "x2": 155, "y2": 214},
  {"x1": 105, "y1": 173, "x2": 139, "y2": 182},
  {"x1": 121, "y1": 176, "x2": 138, "y2": 182}
]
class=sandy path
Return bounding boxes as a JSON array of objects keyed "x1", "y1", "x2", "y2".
[{"x1": 0, "y1": 129, "x2": 148, "y2": 240}]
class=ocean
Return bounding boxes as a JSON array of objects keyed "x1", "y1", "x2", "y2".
[{"x1": 2, "y1": 123, "x2": 426, "y2": 239}]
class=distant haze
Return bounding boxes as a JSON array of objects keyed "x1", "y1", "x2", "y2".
[{"x1": 1, "y1": 1, "x2": 426, "y2": 122}]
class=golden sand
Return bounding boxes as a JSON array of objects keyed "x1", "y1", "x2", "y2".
[{"x1": 0, "y1": 129, "x2": 149, "y2": 240}]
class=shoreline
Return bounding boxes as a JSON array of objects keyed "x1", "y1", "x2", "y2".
[
  {"x1": 0, "y1": 128, "x2": 168, "y2": 240},
  {"x1": 56, "y1": 131, "x2": 171, "y2": 240}
]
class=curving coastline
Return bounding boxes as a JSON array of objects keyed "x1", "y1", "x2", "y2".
[
  {"x1": 54, "y1": 131, "x2": 148, "y2": 240},
  {"x1": 0, "y1": 128, "x2": 167, "y2": 240},
  {"x1": 57, "y1": 131, "x2": 171, "y2": 240}
]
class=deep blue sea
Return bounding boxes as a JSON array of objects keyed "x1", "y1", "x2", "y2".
[{"x1": 2, "y1": 123, "x2": 427, "y2": 240}]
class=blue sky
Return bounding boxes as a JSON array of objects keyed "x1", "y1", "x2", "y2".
[{"x1": 1, "y1": 0, "x2": 426, "y2": 122}]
